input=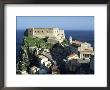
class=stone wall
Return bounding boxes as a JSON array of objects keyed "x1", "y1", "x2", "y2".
[{"x1": 27, "y1": 28, "x2": 65, "y2": 43}]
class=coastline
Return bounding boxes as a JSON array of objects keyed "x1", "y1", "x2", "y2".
[{"x1": 16, "y1": 30, "x2": 94, "y2": 57}]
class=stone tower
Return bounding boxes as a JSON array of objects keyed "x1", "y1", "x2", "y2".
[{"x1": 69, "y1": 36, "x2": 72, "y2": 44}]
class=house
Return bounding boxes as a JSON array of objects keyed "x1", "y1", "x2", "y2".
[
  {"x1": 44, "y1": 61, "x2": 52, "y2": 68},
  {"x1": 78, "y1": 42, "x2": 94, "y2": 59},
  {"x1": 30, "y1": 66, "x2": 38, "y2": 74},
  {"x1": 38, "y1": 55, "x2": 48, "y2": 65},
  {"x1": 67, "y1": 53, "x2": 79, "y2": 60}
]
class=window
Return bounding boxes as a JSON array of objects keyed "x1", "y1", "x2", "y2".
[
  {"x1": 87, "y1": 54, "x2": 89, "y2": 57},
  {"x1": 38, "y1": 31, "x2": 39, "y2": 33}
]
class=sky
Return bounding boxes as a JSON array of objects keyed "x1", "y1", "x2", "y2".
[{"x1": 16, "y1": 16, "x2": 94, "y2": 31}]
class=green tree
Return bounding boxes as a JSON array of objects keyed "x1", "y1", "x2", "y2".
[{"x1": 62, "y1": 39, "x2": 69, "y2": 45}]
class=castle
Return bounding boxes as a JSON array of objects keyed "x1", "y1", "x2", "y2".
[{"x1": 25, "y1": 28, "x2": 65, "y2": 44}]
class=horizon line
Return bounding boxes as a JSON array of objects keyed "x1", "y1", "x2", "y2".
[{"x1": 17, "y1": 29, "x2": 94, "y2": 31}]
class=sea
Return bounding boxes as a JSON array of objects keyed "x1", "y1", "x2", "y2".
[{"x1": 16, "y1": 30, "x2": 94, "y2": 57}]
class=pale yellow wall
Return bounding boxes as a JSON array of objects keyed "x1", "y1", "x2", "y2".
[
  {"x1": 28, "y1": 28, "x2": 34, "y2": 37},
  {"x1": 27, "y1": 28, "x2": 65, "y2": 43}
]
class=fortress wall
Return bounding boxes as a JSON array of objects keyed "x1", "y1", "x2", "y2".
[
  {"x1": 32, "y1": 28, "x2": 57, "y2": 38},
  {"x1": 28, "y1": 28, "x2": 34, "y2": 37},
  {"x1": 27, "y1": 28, "x2": 65, "y2": 43},
  {"x1": 53, "y1": 30, "x2": 60, "y2": 38},
  {"x1": 57, "y1": 30, "x2": 65, "y2": 41}
]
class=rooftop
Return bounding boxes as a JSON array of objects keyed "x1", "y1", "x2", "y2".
[{"x1": 27, "y1": 27, "x2": 64, "y2": 30}]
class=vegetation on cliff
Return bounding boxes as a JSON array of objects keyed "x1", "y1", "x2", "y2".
[
  {"x1": 61, "y1": 38, "x2": 69, "y2": 45},
  {"x1": 23, "y1": 36, "x2": 53, "y2": 49},
  {"x1": 17, "y1": 36, "x2": 94, "y2": 74}
]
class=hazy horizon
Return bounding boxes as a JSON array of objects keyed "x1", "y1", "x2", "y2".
[{"x1": 17, "y1": 29, "x2": 94, "y2": 31}]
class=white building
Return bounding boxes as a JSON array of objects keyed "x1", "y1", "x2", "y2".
[
  {"x1": 30, "y1": 66, "x2": 38, "y2": 74},
  {"x1": 78, "y1": 42, "x2": 94, "y2": 59},
  {"x1": 44, "y1": 61, "x2": 52, "y2": 68},
  {"x1": 69, "y1": 36, "x2": 72, "y2": 44},
  {"x1": 21, "y1": 71, "x2": 28, "y2": 75},
  {"x1": 67, "y1": 53, "x2": 79, "y2": 60},
  {"x1": 38, "y1": 55, "x2": 52, "y2": 68},
  {"x1": 38, "y1": 55, "x2": 49, "y2": 64}
]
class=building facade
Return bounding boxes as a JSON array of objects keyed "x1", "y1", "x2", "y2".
[
  {"x1": 78, "y1": 42, "x2": 94, "y2": 59},
  {"x1": 69, "y1": 36, "x2": 72, "y2": 44},
  {"x1": 26, "y1": 28, "x2": 65, "y2": 43},
  {"x1": 67, "y1": 53, "x2": 79, "y2": 60}
]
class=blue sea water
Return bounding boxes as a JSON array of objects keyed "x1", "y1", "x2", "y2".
[
  {"x1": 16, "y1": 30, "x2": 24, "y2": 57},
  {"x1": 16, "y1": 30, "x2": 94, "y2": 57},
  {"x1": 65, "y1": 30, "x2": 94, "y2": 47}
]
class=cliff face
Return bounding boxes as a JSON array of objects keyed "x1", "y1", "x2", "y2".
[
  {"x1": 17, "y1": 30, "x2": 94, "y2": 74},
  {"x1": 17, "y1": 41, "x2": 94, "y2": 74},
  {"x1": 24, "y1": 29, "x2": 28, "y2": 36}
]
